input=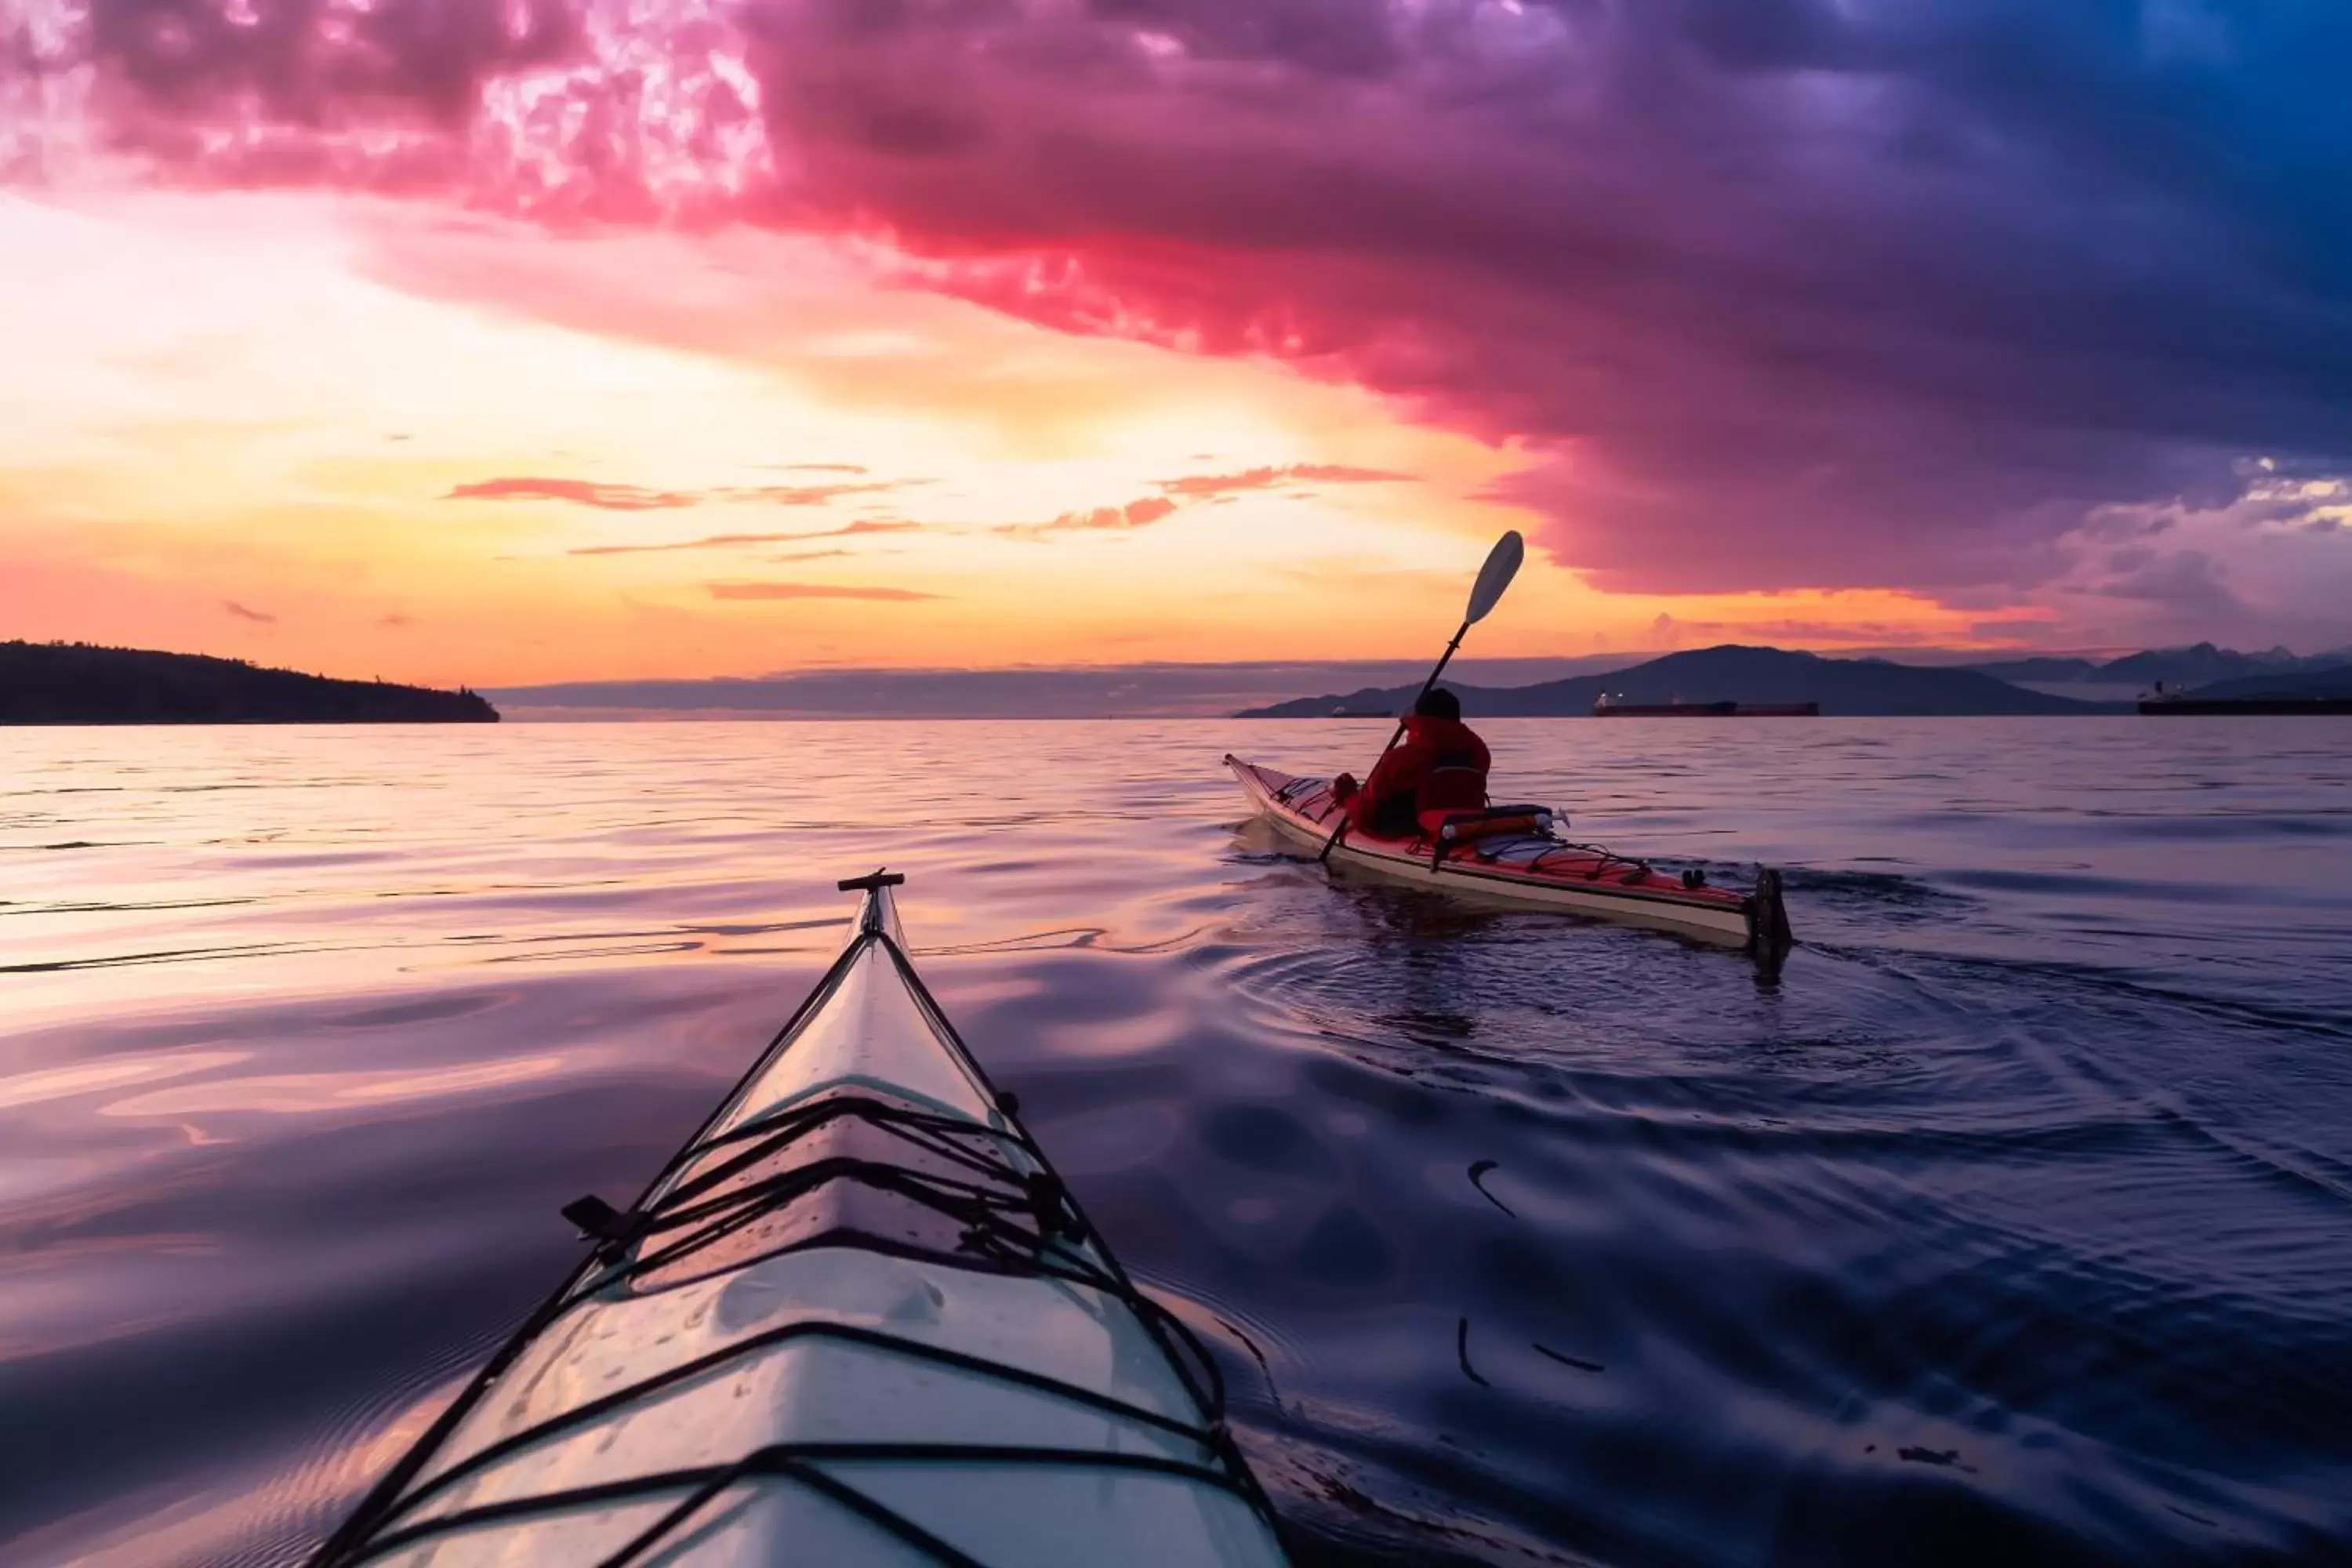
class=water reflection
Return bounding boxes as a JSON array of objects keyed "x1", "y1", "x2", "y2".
[{"x1": 2, "y1": 719, "x2": 2350, "y2": 1565}]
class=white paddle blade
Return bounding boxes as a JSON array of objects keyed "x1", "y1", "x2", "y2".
[{"x1": 1465, "y1": 530, "x2": 1525, "y2": 625}]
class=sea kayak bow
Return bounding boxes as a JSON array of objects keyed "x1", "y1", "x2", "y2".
[
  {"x1": 308, "y1": 870, "x2": 1291, "y2": 1568},
  {"x1": 1228, "y1": 756, "x2": 1792, "y2": 954}
]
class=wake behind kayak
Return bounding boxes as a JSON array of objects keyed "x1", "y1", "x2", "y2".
[{"x1": 307, "y1": 870, "x2": 1290, "y2": 1567}]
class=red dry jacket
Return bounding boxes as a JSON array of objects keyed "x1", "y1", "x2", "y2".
[{"x1": 1348, "y1": 715, "x2": 1491, "y2": 836}]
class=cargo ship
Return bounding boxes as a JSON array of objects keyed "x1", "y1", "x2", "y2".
[
  {"x1": 1593, "y1": 695, "x2": 1820, "y2": 717},
  {"x1": 2139, "y1": 688, "x2": 2352, "y2": 716}
]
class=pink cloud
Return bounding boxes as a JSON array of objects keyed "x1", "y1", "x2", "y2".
[
  {"x1": 569, "y1": 518, "x2": 923, "y2": 555},
  {"x1": 1000, "y1": 495, "x2": 1181, "y2": 537},
  {"x1": 13, "y1": 0, "x2": 2352, "y2": 619},
  {"x1": 1155, "y1": 465, "x2": 1412, "y2": 499},
  {"x1": 451, "y1": 475, "x2": 916, "y2": 525},
  {"x1": 721, "y1": 482, "x2": 910, "y2": 506},
  {"x1": 995, "y1": 466, "x2": 1399, "y2": 539},
  {"x1": 448, "y1": 477, "x2": 697, "y2": 511}
]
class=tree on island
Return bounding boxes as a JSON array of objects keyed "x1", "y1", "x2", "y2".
[{"x1": 1, "y1": 641, "x2": 500, "y2": 724}]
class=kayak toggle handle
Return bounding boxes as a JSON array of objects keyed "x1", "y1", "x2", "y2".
[
  {"x1": 561, "y1": 1194, "x2": 647, "y2": 1251},
  {"x1": 838, "y1": 869, "x2": 907, "y2": 892},
  {"x1": 1023, "y1": 1171, "x2": 1086, "y2": 1241}
]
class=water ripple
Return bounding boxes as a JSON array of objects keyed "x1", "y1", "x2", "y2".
[{"x1": 2, "y1": 718, "x2": 2349, "y2": 1566}]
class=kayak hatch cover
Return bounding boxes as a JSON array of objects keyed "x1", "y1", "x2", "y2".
[{"x1": 305, "y1": 870, "x2": 1293, "y2": 1568}]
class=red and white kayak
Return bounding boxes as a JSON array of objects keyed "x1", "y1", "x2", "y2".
[{"x1": 1226, "y1": 756, "x2": 1791, "y2": 953}]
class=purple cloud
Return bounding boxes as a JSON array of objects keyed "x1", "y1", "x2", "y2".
[
  {"x1": 746, "y1": 1, "x2": 2352, "y2": 596},
  {"x1": 221, "y1": 600, "x2": 276, "y2": 623},
  {"x1": 2091, "y1": 547, "x2": 2246, "y2": 617}
]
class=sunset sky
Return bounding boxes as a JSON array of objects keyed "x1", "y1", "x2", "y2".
[{"x1": 4, "y1": 0, "x2": 2349, "y2": 686}]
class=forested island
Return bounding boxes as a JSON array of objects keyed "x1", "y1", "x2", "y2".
[{"x1": 2, "y1": 642, "x2": 499, "y2": 724}]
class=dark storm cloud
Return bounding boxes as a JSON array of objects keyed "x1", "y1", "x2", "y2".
[{"x1": 744, "y1": 0, "x2": 2352, "y2": 590}]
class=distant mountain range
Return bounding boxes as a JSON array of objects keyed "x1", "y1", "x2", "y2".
[
  {"x1": 1962, "y1": 641, "x2": 2352, "y2": 688},
  {"x1": 17, "y1": 640, "x2": 2339, "y2": 726},
  {"x1": 2176, "y1": 664, "x2": 2352, "y2": 702},
  {"x1": 488, "y1": 656, "x2": 1639, "y2": 720},
  {"x1": 1240, "y1": 645, "x2": 2121, "y2": 718},
  {"x1": 2, "y1": 643, "x2": 499, "y2": 724}
]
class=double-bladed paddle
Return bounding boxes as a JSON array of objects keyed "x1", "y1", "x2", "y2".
[{"x1": 1318, "y1": 530, "x2": 1525, "y2": 864}]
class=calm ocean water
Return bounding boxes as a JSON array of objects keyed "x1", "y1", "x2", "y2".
[{"x1": 4, "y1": 718, "x2": 2350, "y2": 1566}]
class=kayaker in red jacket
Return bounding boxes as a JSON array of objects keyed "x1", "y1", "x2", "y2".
[{"x1": 1338, "y1": 687, "x2": 1491, "y2": 838}]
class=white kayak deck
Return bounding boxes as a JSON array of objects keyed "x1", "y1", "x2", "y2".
[{"x1": 311, "y1": 876, "x2": 1290, "y2": 1568}]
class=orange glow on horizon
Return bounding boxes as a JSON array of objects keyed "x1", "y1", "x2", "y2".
[{"x1": 1, "y1": 190, "x2": 2000, "y2": 687}]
